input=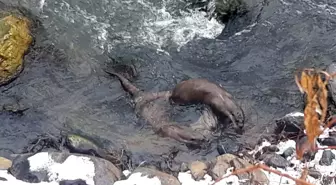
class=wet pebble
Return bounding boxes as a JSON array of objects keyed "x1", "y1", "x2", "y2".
[
  {"x1": 318, "y1": 137, "x2": 336, "y2": 146},
  {"x1": 217, "y1": 138, "x2": 241, "y2": 155},
  {"x1": 263, "y1": 153, "x2": 289, "y2": 168},
  {"x1": 322, "y1": 175, "x2": 334, "y2": 185},
  {"x1": 319, "y1": 150, "x2": 335, "y2": 166},
  {"x1": 59, "y1": 179, "x2": 88, "y2": 185},
  {"x1": 308, "y1": 168, "x2": 322, "y2": 179},
  {"x1": 281, "y1": 147, "x2": 295, "y2": 159},
  {"x1": 261, "y1": 145, "x2": 279, "y2": 153}
]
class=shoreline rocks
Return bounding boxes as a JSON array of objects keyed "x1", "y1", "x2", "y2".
[{"x1": 0, "y1": 14, "x2": 33, "y2": 86}]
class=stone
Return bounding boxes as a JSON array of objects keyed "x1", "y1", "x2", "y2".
[
  {"x1": 319, "y1": 150, "x2": 335, "y2": 166},
  {"x1": 0, "y1": 156, "x2": 12, "y2": 170},
  {"x1": 281, "y1": 147, "x2": 295, "y2": 159},
  {"x1": 261, "y1": 145, "x2": 279, "y2": 153},
  {"x1": 274, "y1": 112, "x2": 304, "y2": 139},
  {"x1": 263, "y1": 153, "x2": 289, "y2": 168},
  {"x1": 322, "y1": 175, "x2": 333, "y2": 185},
  {"x1": 217, "y1": 137, "x2": 241, "y2": 155},
  {"x1": 180, "y1": 162, "x2": 188, "y2": 172},
  {"x1": 59, "y1": 179, "x2": 88, "y2": 185},
  {"x1": 188, "y1": 161, "x2": 208, "y2": 181},
  {"x1": 8, "y1": 152, "x2": 121, "y2": 184},
  {"x1": 210, "y1": 154, "x2": 237, "y2": 179},
  {"x1": 230, "y1": 158, "x2": 269, "y2": 185},
  {"x1": 131, "y1": 167, "x2": 180, "y2": 185},
  {"x1": 308, "y1": 168, "x2": 321, "y2": 179},
  {"x1": 207, "y1": 0, "x2": 247, "y2": 20},
  {"x1": 318, "y1": 137, "x2": 336, "y2": 146},
  {"x1": 0, "y1": 14, "x2": 33, "y2": 86}
]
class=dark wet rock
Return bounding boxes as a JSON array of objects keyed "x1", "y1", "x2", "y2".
[
  {"x1": 207, "y1": 0, "x2": 247, "y2": 21},
  {"x1": 274, "y1": 112, "x2": 304, "y2": 138},
  {"x1": 188, "y1": 161, "x2": 208, "y2": 181},
  {"x1": 263, "y1": 153, "x2": 289, "y2": 168},
  {"x1": 217, "y1": 137, "x2": 241, "y2": 155},
  {"x1": 0, "y1": 156, "x2": 12, "y2": 170},
  {"x1": 131, "y1": 167, "x2": 180, "y2": 185},
  {"x1": 322, "y1": 175, "x2": 333, "y2": 185},
  {"x1": 0, "y1": 177, "x2": 7, "y2": 181},
  {"x1": 319, "y1": 150, "x2": 335, "y2": 166},
  {"x1": 318, "y1": 137, "x2": 336, "y2": 146},
  {"x1": 8, "y1": 152, "x2": 121, "y2": 184},
  {"x1": 327, "y1": 63, "x2": 336, "y2": 103},
  {"x1": 281, "y1": 147, "x2": 295, "y2": 159},
  {"x1": 261, "y1": 145, "x2": 279, "y2": 153},
  {"x1": 308, "y1": 168, "x2": 321, "y2": 179},
  {"x1": 59, "y1": 179, "x2": 88, "y2": 185},
  {"x1": 210, "y1": 154, "x2": 236, "y2": 179},
  {"x1": 230, "y1": 158, "x2": 269, "y2": 184}
]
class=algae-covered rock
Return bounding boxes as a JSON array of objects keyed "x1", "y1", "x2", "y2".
[{"x1": 0, "y1": 14, "x2": 32, "y2": 86}]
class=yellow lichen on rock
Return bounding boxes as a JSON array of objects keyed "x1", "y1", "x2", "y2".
[{"x1": 0, "y1": 15, "x2": 33, "y2": 85}]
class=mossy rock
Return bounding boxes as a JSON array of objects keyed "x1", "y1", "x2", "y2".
[{"x1": 0, "y1": 14, "x2": 33, "y2": 86}]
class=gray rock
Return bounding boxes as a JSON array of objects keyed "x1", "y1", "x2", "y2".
[
  {"x1": 318, "y1": 137, "x2": 336, "y2": 146},
  {"x1": 131, "y1": 167, "x2": 180, "y2": 185},
  {"x1": 319, "y1": 150, "x2": 335, "y2": 166},
  {"x1": 230, "y1": 158, "x2": 269, "y2": 185},
  {"x1": 281, "y1": 147, "x2": 295, "y2": 159},
  {"x1": 308, "y1": 168, "x2": 321, "y2": 179},
  {"x1": 275, "y1": 113, "x2": 304, "y2": 138},
  {"x1": 263, "y1": 153, "x2": 289, "y2": 168}
]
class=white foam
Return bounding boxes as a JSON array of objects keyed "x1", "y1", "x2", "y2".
[
  {"x1": 276, "y1": 140, "x2": 296, "y2": 156},
  {"x1": 114, "y1": 172, "x2": 161, "y2": 185},
  {"x1": 286, "y1": 112, "x2": 304, "y2": 117}
]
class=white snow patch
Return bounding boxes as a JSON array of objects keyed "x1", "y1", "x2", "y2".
[
  {"x1": 178, "y1": 170, "x2": 214, "y2": 185},
  {"x1": 114, "y1": 172, "x2": 161, "y2": 185},
  {"x1": 0, "y1": 152, "x2": 95, "y2": 185}
]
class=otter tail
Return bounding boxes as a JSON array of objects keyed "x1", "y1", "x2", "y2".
[{"x1": 105, "y1": 69, "x2": 140, "y2": 96}]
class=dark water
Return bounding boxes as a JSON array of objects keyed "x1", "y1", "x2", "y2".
[{"x1": 1, "y1": 0, "x2": 336, "y2": 164}]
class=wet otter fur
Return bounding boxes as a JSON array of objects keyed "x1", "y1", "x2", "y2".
[
  {"x1": 105, "y1": 68, "x2": 208, "y2": 145},
  {"x1": 170, "y1": 78, "x2": 245, "y2": 130}
]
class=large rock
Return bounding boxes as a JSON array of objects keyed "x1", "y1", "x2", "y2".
[
  {"x1": 0, "y1": 14, "x2": 32, "y2": 86},
  {"x1": 230, "y1": 158, "x2": 269, "y2": 185},
  {"x1": 116, "y1": 167, "x2": 180, "y2": 185},
  {"x1": 5, "y1": 151, "x2": 121, "y2": 184},
  {"x1": 0, "y1": 156, "x2": 12, "y2": 170},
  {"x1": 210, "y1": 154, "x2": 237, "y2": 179}
]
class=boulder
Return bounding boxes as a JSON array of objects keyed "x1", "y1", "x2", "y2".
[
  {"x1": 210, "y1": 153, "x2": 237, "y2": 178},
  {"x1": 0, "y1": 14, "x2": 33, "y2": 86},
  {"x1": 115, "y1": 167, "x2": 180, "y2": 185},
  {"x1": 0, "y1": 156, "x2": 12, "y2": 170},
  {"x1": 230, "y1": 158, "x2": 269, "y2": 185},
  {"x1": 6, "y1": 151, "x2": 121, "y2": 184},
  {"x1": 188, "y1": 161, "x2": 208, "y2": 181}
]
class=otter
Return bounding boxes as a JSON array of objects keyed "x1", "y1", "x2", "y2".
[
  {"x1": 170, "y1": 78, "x2": 245, "y2": 130},
  {"x1": 105, "y1": 69, "x2": 211, "y2": 145}
]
